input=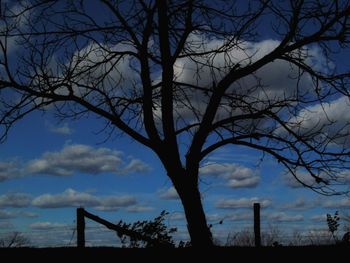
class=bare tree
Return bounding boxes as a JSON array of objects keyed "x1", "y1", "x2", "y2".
[
  {"x1": 0, "y1": 232, "x2": 30, "y2": 248},
  {"x1": 226, "y1": 228, "x2": 255, "y2": 247},
  {"x1": 2, "y1": 0, "x2": 350, "y2": 246}
]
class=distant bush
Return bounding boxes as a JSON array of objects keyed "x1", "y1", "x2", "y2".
[{"x1": 115, "y1": 210, "x2": 177, "y2": 248}]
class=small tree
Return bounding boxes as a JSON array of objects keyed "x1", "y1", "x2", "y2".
[
  {"x1": 326, "y1": 211, "x2": 340, "y2": 243},
  {"x1": 226, "y1": 228, "x2": 255, "y2": 247},
  {"x1": 0, "y1": 232, "x2": 30, "y2": 248},
  {"x1": 262, "y1": 224, "x2": 284, "y2": 246},
  {"x1": 116, "y1": 210, "x2": 177, "y2": 247}
]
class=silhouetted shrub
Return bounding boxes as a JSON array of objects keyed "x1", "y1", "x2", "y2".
[
  {"x1": 326, "y1": 211, "x2": 340, "y2": 243},
  {"x1": 116, "y1": 210, "x2": 177, "y2": 248}
]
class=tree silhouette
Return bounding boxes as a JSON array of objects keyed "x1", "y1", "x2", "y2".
[
  {"x1": 0, "y1": 232, "x2": 30, "y2": 248},
  {"x1": 327, "y1": 211, "x2": 340, "y2": 243},
  {"x1": 2, "y1": 0, "x2": 350, "y2": 246},
  {"x1": 116, "y1": 210, "x2": 177, "y2": 247}
]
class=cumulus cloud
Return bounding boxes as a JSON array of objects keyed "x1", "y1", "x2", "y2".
[
  {"x1": 200, "y1": 162, "x2": 260, "y2": 188},
  {"x1": 29, "y1": 222, "x2": 68, "y2": 230},
  {"x1": 0, "y1": 210, "x2": 17, "y2": 219},
  {"x1": 94, "y1": 196, "x2": 136, "y2": 211},
  {"x1": 0, "y1": 1, "x2": 33, "y2": 56},
  {"x1": 158, "y1": 187, "x2": 179, "y2": 200},
  {"x1": 125, "y1": 205, "x2": 155, "y2": 213},
  {"x1": 174, "y1": 36, "x2": 313, "y2": 96},
  {"x1": 322, "y1": 198, "x2": 350, "y2": 208},
  {"x1": 206, "y1": 213, "x2": 252, "y2": 223},
  {"x1": 283, "y1": 169, "x2": 350, "y2": 189},
  {"x1": 216, "y1": 197, "x2": 272, "y2": 209},
  {"x1": 334, "y1": 170, "x2": 350, "y2": 184},
  {"x1": 168, "y1": 212, "x2": 185, "y2": 221},
  {"x1": 170, "y1": 34, "x2": 322, "y2": 128},
  {"x1": 0, "y1": 209, "x2": 36, "y2": 219},
  {"x1": 0, "y1": 161, "x2": 22, "y2": 181},
  {"x1": 0, "y1": 221, "x2": 14, "y2": 229},
  {"x1": 55, "y1": 41, "x2": 138, "y2": 99},
  {"x1": 0, "y1": 193, "x2": 32, "y2": 208},
  {"x1": 26, "y1": 144, "x2": 149, "y2": 177},
  {"x1": 283, "y1": 171, "x2": 319, "y2": 188},
  {"x1": 267, "y1": 212, "x2": 304, "y2": 222},
  {"x1": 280, "y1": 198, "x2": 318, "y2": 211},
  {"x1": 32, "y1": 189, "x2": 99, "y2": 208},
  {"x1": 0, "y1": 144, "x2": 150, "y2": 182},
  {"x1": 49, "y1": 123, "x2": 73, "y2": 135},
  {"x1": 19, "y1": 211, "x2": 39, "y2": 218},
  {"x1": 32, "y1": 188, "x2": 136, "y2": 210},
  {"x1": 281, "y1": 96, "x2": 350, "y2": 145},
  {"x1": 310, "y1": 214, "x2": 327, "y2": 222},
  {"x1": 122, "y1": 159, "x2": 151, "y2": 174},
  {"x1": 206, "y1": 213, "x2": 225, "y2": 222},
  {"x1": 226, "y1": 212, "x2": 253, "y2": 221},
  {"x1": 227, "y1": 177, "x2": 260, "y2": 188}
]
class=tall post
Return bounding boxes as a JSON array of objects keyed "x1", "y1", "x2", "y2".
[
  {"x1": 77, "y1": 207, "x2": 85, "y2": 248},
  {"x1": 254, "y1": 203, "x2": 261, "y2": 247}
]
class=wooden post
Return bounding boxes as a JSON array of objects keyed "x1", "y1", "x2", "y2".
[
  {"x1": 77, "y1": 207, "x2": 85, "y2": 248},
  {"x1": 254, "y1": 203, "x2": 261, "y2": 247}
]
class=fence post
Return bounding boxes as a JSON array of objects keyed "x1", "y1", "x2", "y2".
[
  {"x1": 254, "y1": 203, "x2": 261, "y2": 247},
  {"x1": 77, "y1": 207, "x2": 85, "y2": 248}
]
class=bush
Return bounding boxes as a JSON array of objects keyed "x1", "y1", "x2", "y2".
[{"x1": 116, "y1": 210, "x2": 177, "y2": 248}]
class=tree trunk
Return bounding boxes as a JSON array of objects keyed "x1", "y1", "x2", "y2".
[{"x1": 174, "y1": 180, "x2": 214, "y2": 247}]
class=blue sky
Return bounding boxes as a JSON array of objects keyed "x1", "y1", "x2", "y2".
[
  {"x1": 0, "y1": 109, "x2": 348, "y2": 246},
  {"x1": 1, "y1": 0, "x2": 350, "y2": 247}
]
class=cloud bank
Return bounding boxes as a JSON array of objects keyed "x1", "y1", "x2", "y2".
[{"x1": 0, "y1": 144, "x2": 150, "y2": 181}]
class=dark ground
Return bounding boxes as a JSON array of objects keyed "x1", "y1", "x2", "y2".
[{"x1": 0, "y1": 246, "x2": 348, "y2": 261}]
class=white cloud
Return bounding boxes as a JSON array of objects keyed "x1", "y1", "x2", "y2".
[
  {"x1": 58, "y1": 42, "x2": 138, "y2": 99},
  {"x1": 226, "y1": 212, "x2": 253, "y2": 221},
  {"x1": 0, "y1": 209, "x2": 38, "y2": 219},
  {"x1": 32, "y1": 188, "x2": 136, "y2": 210},
  {"x1": 280, "y1": 198, "x2": 317, "y2": 211},
  {"x1": 281, "y1": 96, "x2": 350, "y2": 145},
  {"x1": 26, "y1": 144, "x2": 122, "y2": 176},
  {"x1": 0, "y1": 161, "x2": 21, "y2": 181},
  {"x1": 125, "y1": 205, "x2": 155, "y2": 213},
  {"x1": 200, "y1": 162, "x2": 260, "y2": 188},
  {"x1": 206, "y1": 213, "x2": 224, "y2": 222},
  {"x1": 227, "y1": 177, "x2": 260, "y2": 188},
  {"x1": 216, "y1": 197, "x2": 272, "y2": 209},
  {"x1": 171, "y1": 35, "x2": 321, "y2": 127},
  {"x1": 49, "y1": 123, "x2": 73, "y2": 135},
  {"x1": 168, "y1": 212, "x2": 185, "y2": 221},
  {"x1": 310, "y1": 214, "x2": 327, "y2": 222},
  {"x1": 0, "y1": 210, "x2": 16, "y2": 219},
  {"x1": 19, "y1": 211, "x2": 39, "y2": 218},
  {"x1": 0, "y1": 221, "x2": 14, "y2": 229},
  {"x1": 0, "y1": 193, "x2": 32, "y2": 208},
  {"x1": 335, "y1": 170, "x2": 350, "y2": 184},
  {"x1": 94, "y1": 196, "x2": 136, "y2": 211},
  {"x1": 26, "y1": 144, "x2": 149, "y2": 176},
  {"x1": 122, "y1": 159, "x2": 151, "y2": 174},
  {"x1": 158, "y1": 187, "x2": 179, "y2": 200},
  {"x1": 283, "y1": 171, "x2": 319, "y2": 188},
  {"x1": 0, "y1": 144, "x2": 150, "y2": 182},
  {"x1": 283, "y1": 169, "x2": 350, "y2": 189},
  {"x1": 32, "y1": 189, "x2": 99, "y2": 208},
  {"x1": 322, "y1": 198, "x2": 350, "y2": 208},
  {"x1": 0, "y1": 1, "x2": 33, "y2": 56},
  {"x1": 29, "y1": 222, "x2": 68, "y2": 230},
  {"x1": 267, "y1": 212, "x2": 304, "y2": 222}
]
